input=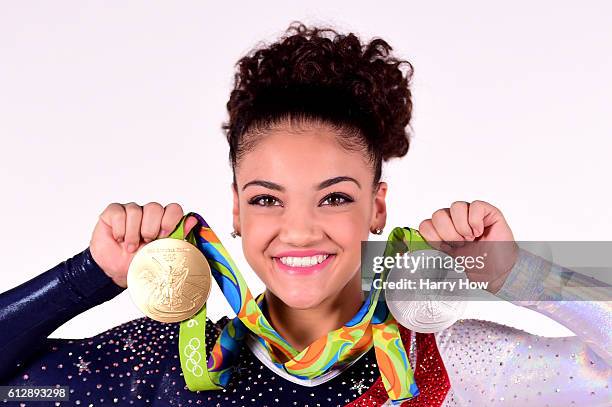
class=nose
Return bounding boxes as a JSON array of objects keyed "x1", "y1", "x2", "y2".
[{"x1": 278, "y1": 204, "x2": 324, "y2": 247}]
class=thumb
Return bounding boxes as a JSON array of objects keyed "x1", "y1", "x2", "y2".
[{"x1": 183, "y1": 215, "x2": 199, "y2": 238}]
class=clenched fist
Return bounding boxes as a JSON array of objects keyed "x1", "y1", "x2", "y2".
[
  {"x1": 89, "y1": 202, "x2": 198, "y2": 288},
  {"x1": 418, "y1": 200, "x2": 519, "y2": 294}
]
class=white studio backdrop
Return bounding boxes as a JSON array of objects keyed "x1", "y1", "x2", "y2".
[{"x1": 0, "y1": 1, "x2": 610, "y2": 339}]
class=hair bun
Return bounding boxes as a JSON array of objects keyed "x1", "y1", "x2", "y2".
[{"x1": 224, "y1": 21, "x2": 414, "y2": 180}]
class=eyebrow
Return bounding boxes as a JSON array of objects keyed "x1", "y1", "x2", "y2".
[{"x1": 242, "y1": 176, "x2": 361, "y2": 191}]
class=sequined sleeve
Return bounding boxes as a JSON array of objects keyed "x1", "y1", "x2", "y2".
[
  {"x1": 495, "y1": 247, "x2": 612, "y2": 365},
  {"x1": 0, "y1": 247, "x2": 125, "y2": 382},
  {"x1": 434, "y1": 248, "x2": 612, "y2": 406}
]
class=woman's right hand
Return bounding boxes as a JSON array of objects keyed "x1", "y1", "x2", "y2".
[{"x1": 89, "y1": 202, "x2": 198, "y2": 288}]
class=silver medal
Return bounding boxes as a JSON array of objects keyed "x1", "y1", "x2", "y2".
[{"x1": 384, "y1": 249, "x2": 468, "y2": 333}]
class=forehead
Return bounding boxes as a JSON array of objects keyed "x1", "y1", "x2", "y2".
[{"x1": 235, "y1": 123, "x2": 372, "y2": 187}]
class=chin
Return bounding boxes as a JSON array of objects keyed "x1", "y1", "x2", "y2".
[{"x1": 275, "y1": 287, "x2": 326, "y2": 310}]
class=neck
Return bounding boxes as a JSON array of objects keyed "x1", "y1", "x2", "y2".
[{"x1": 263, "y1": 271, "x2": 365, "y2": 357}]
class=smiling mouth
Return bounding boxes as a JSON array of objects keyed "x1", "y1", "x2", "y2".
[
  {"x1": 273, "y1": 254, "x2": 336, "y2": 275},
  {"x1": 278, "y1": 254, "x2": 329, "y2": 267}
]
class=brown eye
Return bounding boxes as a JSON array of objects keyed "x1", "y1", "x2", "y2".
[
  {"x1": 248, "y1": 195, "x2": 282, "y2": 207},
  {"x1": 320, "y1": 193, "x2": 353, "y2": 207}
]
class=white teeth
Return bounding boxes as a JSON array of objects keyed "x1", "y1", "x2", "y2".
[{"x1": 278, "y1": 254, "x2": 329, "y2": 267}]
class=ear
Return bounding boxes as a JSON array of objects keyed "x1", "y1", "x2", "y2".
[
  {"x1": 371, "y1": 182, "x2": 388, "y2": 231},
  {"x1": 232, "y1": 182, "x2": 241, "y2": 234}
]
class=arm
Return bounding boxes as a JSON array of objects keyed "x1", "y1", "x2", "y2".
[
  {"x1": 0, "y1": 247, "x2": 125, "y2": 381},
  {"x1": 436, "y1": 248, "x2": 611, "y2": 406},
  {"x1": 437, "y1": 318, "x2": 611, "y2": 406},
  {"x1": 495, "y1": 247, "x2": 612, "y2": 365}
]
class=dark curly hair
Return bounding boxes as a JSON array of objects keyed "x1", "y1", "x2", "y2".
[{"x1": 222, "y1": 21, "x2": 414, "y2": 186}]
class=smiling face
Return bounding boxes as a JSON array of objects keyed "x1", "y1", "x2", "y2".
[{"x1": 232, "y1": 119, "x2": 387, "y2": 310}]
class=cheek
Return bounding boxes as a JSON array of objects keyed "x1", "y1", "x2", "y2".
[
  {"x1": 323, "y1": 204, "x2": 372, "y2": 245},
  {"x1": 328, "y1": 220, "x2": 363, "y2": 249},
  {"x1": 323, "y1": 210, "x2": 371, "y2": 277},
  {"x1": 239, "y1": 208, "x2": 277, "y2": 276},
  {"x1": 241, "y1": 223, "x2": 270, "y2": 260},
  {"x1": 240, "y1": 234, "x2": 271, "y2": 287},
  {"x1": 240, "y1": 202, "x2": 274, "y2": 237}
]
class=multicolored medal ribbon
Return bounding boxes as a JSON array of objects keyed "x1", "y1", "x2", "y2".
[{"x1": 175, "y1": 212, "x2": 431, "y2": 404}]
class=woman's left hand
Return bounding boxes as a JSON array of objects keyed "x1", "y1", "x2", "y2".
[{"x1": 418, "y1": 200, "x2": 519, "y2": 294}]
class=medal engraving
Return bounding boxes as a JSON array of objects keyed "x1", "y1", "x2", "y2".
[
  {"x1": 385, "y1": 249, "x2": 467, "y2": 333},
  {"x1": 127, "y1": 238, "x2": 211, "y2": 323}
]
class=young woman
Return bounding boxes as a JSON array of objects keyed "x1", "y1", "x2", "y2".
[{"x1": 0, "y1": 22, "x2": 610, "y2": 407}]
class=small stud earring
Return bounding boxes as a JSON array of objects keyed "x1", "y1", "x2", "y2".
[
  {"x1": 230, "y1": 230, "x2": 240, "y2": 238},
  {"x1": 373, "y1": 228, "x2": 383, "y2": 235}
]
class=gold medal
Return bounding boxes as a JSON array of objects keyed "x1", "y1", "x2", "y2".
[{"x1": 127, "y1": 238, "x2": 211, "y2": 323}]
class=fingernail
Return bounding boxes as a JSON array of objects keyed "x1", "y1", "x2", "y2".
[
  {"x1": 127, "y1": 244, "x2": 136, "y2": 252},
  {"x1": 160, "y1": 229, "x2": 168, "y2": 237}
]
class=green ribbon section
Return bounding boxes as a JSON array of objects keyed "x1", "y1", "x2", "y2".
[{"x1": 165, "y1": 218, "x2": 221, "y2": 390}]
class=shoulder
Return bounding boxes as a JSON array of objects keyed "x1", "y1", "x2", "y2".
[
  {"x1": 10, "y1": 315, "x2": 233, "y2": 381},
  {"x1": 432, "y1": 317, "x2": 540, "y2": 364},
  {"x1": 5, "y1": 315, "x2": 236, "y2": 405},
  {"x1": 99, "y1": 315, "x2": 232, "y2": 357},
  {"x1": 435, "y1": 317, "x2": 522, "y2": 342},
  {"x1": 435, "y1": 317, "x2": 531, "y2": 343}
]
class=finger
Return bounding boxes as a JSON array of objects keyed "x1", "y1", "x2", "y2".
[
  {"x1": 418, "y1": 219, "x2": 452, "y2": 252},
  {"x1": 159, "y1": 203, "x2": 184, "y2": 238},
  {"x1": 184, "y1": 215, "x2": 199, "y2": 237},
  {"x1": 468, "y1": 200, "x2": 500, "y2": 237},
  {"x1": 124, "y1": 202, "x2": 143, "y2": 252},
  {"x1": 99, "y1": 203, "x2": 126, "y2": 242},
  {"x1": 449, "y1": 201, "x2": 475, "y2": 240},
  {"x1": 431, "y1": 208, "x2": 465, "y2": 246},
  {"x1": 141, "y1": 202, "x2": 164, "y2": 243}
]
